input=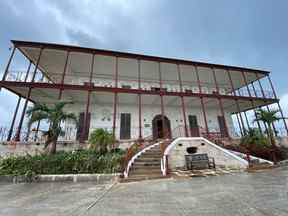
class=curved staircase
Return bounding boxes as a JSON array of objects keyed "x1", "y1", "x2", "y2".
[{"x1": 122, "y1": 144, "x2": 166, "y2": 182}]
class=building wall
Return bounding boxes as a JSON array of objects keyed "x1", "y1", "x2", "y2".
[
  {"x1": 167, "y1": 138, "x2": 247, "y2": 170},
  {"x1": 62, "y1": 102, "x2": 237, "y2": 141}
]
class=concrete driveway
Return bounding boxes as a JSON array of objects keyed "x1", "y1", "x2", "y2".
[{"x1": 1, "y1": 167, "x2": 288, "y2": 216}]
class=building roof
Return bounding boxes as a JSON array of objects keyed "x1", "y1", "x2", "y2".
[{"x1": 11, "y1": 40, "x2": 269, "y2": 75}]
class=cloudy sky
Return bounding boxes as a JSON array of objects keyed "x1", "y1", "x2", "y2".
[{"x1": 0, "y1": 0, "x2": 288, "y2": 128}]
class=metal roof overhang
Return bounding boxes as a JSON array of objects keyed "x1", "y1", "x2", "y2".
[{"x1": 11, "y1": 40, "x2": 268, "y2": 92}]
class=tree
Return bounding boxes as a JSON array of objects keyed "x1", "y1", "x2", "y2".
[
  {"x1": 26, "y1": 101, "x2": 77, "y2": 154},
  {"x1": 88, "y1": 128, "x2": 115, "y2": 153},
  {"x1": 254, "y1": 108, "x2": 281, "y2": 147}
]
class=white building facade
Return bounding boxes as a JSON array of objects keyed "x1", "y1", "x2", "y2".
[{"x1": 1, "y1": 40, "x2": 287, "y2": 147}]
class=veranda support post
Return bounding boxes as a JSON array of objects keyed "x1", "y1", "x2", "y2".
[
  {"x1": 195, "y1": 66, "x2": 209, "y2": 135},
  {"x1": 227, "y1": 70, "x2": 246, "y2": 135},
  {"x1": 80, "y1": 54, "x2": 95, "y2": 143},
  {"x1": 138, "y1": 59, "x2": 142, "y2": 140},
  {"x1": 177, "y1": 64, "x2": 188, "y2": 137},
  {"x1": 267, "y1": 75, "x2": 288, "y2": 136},
  {"x1": 58, "y1": 50, "x2": 70, "y2": 99},
  {"x1": 7, "y1": 60, "x2": 32, "y2": 141},
  {"x1": 212, "y1": 67, "x2": 230, "y2": 138},
  {"x1": 112, "y1": 57, "x2": 119, "y2": 140},
  {"x1": 14, "y1": 47, "x2": 43, "y2": 141},
  {"x1": 1, "y1": 46, "x2": 16, "y2": 82}
]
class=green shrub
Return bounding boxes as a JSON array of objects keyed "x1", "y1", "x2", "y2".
[
  {"x1": 240, "y1": 128, "x2": 269, "y2": 147},
  {"x1": 88, "y1": 129, "x2": 115, "y2": 153},
  {"x1": 0, "y1": 149, "x2": 125, "y2": 176}
]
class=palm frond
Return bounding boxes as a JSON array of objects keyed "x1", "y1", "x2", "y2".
[
  {"x1": 28, "y1": 111, "x2": 49, "y2": 126},
  {"x1": 54, "y1": 101, "x2": 73, "y2": 112},
  {"x1": 26, "y1": 103, "x2": 50, "y2": 117},
  {"x1": 61, "y1": 113, "x2": 78, "y2": 124}
]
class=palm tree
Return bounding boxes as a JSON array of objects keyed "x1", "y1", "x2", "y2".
[
  {"x1": 26, "y1": 101, "x2": 77, "y2": 154},
  {"x1": 254, "y1": 108, "x2": 281, "y2": 147}
]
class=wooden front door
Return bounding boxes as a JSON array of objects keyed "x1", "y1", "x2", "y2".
[
  {"x1": 76, "y1": 112, "x2": 91, "y2": 140},
  {"x1": 152, "y1": 115, "x2": 171, "y2": 139},
  {"x1": 217, "y1": 116, "x2": 228, "y2": 137},
  {"x1": 189, "y1": 115, "x2": 200, "y2": 137},
  {"x1": 120, "y1": 113, "x2": 131, "y2": 139}
]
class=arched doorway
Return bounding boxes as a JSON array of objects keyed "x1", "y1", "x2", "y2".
[{"x1": 152, "y1": 115, "x2": 171, "y2": 139}]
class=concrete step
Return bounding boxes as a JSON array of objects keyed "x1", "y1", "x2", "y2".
[
  {"x1": 121, "y1": 175, "x2": 166, "y2": 183},
  {"x1": 135, "y1": 158, "x2": 161, "y2": 162},
  {"x1": 129, "y1": 169, "x2": 162, "y2": 175},
  {"x1": 130, "y1": 166, "x2": 161, "y2": 171},
  {"x1": 133, "y1": 161, "x2": 161, "y2": 166}
]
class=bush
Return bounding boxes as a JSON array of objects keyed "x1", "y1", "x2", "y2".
[
  {"x1": 0, "y1": 149, "x2": 126, "y2": 176},
  {"x1": 88, "y1": 129, "x2": 115, "y2": 153},
  {"x1": 240, "y1": 128, "x2": 269, "y2": 147},
  {"x1": 226, "y1": 128, "x2": 288, "y2": 162}
]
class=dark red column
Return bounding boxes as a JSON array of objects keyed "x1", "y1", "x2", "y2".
[
  {"x1": 138, "y1": 59, "x2": 142, "y2": 139},
  {"x1": 250, "y1": 82, "x2": 263, "y2": 132},
  {"x1": 200, "y1": 97, "x2": 209, "y2": 136},
  {"x1": 7, "y1": 97, "x2": 21, "y2": 141},
  {"x1": 15, "y1": 48, "x2": 43, "y2": 141},
  {"x1": 227, "y1": 70, "x2": 246, "y2": 135},
  {"x1": 255, "y1": 74, "x2": 266, "y2": 98},
  {"x1": 256, "y1": 74, "x2": 278, "y2": 134},
  {"x1": 195, "y1": 66, "x2": 208, "y2": 135},
  {"x1": 266, "y1": 106, "x2": 277, "y2": 135},
  {"x1": 34, "y1": 120, "x2": 41, "y2": 141},
  {"x1": 112, "y1": 93, "x2": 118, "y2": 139},
  {"x1": 158, "y1": 62, "x2": 167, "y2": 138},
  {"x1": 81, "y1": 54, "x2": 95, "y2": 143},
  {"x1": 177, "y1": 64, "x2": 188, "y2": 137},
  {"x1": 81, "y1": 90, "x2": 91, "y2": 143},
  {"x1": 58, "y1": 50, "x2": 70, "y2": 99},
  {"x1": 243, "y1": 111, "x2": 251, "y2": 130},
  {"x1": 212, "y1": 67, "x2": 230, "y2": 138},
  {"x1": 7, "y1": 61, "x2": 32, "y2": 141},
  {"x1": 235, "y1": 100, "x2": 246, "y2": 135},
  {"x1": 112, "y1": 57, "x2": 118, "y2": 139},
  {"x1": 235, "y1": 113, "x2": 243, "y2": 136},
  {"x1": 267, "y1": 75, "x2": 288, "y2": 135},
  {"x1": 1, "y1": 46, "x2": 16, "y2": 82}
]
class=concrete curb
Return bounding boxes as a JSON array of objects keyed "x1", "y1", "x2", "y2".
[
  {"x1": 279, "y1": 159, "x2": 288, "y2": 167},
  {"x1": 0, "y1": 173, "x2": 121, "y2": 184}
]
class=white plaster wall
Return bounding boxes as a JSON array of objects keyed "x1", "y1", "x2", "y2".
[
  {"x1": 61, "y1": 103, "x2": 236, "y2": 141},
  {"x1": 167, "y1": 139, "x2": 247, "y2": 169},
  {"x1": 67, "y1": 77, "x2": 228, "y2": 95}
]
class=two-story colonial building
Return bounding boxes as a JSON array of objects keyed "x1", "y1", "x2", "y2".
[{"x1": 0, "y1": 40, "x2": 287, "y2": 147}]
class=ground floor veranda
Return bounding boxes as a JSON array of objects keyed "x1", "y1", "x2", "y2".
[{"x1": 1, "y1": 82, "x2": 285, "y2": 145}]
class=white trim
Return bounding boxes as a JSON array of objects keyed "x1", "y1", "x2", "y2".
[
  {"x1": 161, "y1": 137, "x2": 249, "y2": 175},
  {"x1": 228, "y1": 150, "x2": 273, "y2": 165},
  {"x1": 124, "y1": 142, "x2": 161, "y2": 178}
]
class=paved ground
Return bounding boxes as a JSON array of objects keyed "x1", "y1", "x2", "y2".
[{"x1": 1, "y1": 167, "x2": 288, "y2": 216}]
